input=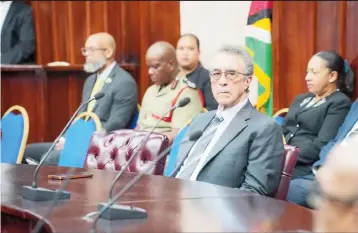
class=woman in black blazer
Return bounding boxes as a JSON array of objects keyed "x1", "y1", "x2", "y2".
[{"x1": 282, "y1": 51, "x2": 355, "y2": 178}]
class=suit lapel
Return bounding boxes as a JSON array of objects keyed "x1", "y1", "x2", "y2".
[
  {"x1": 170, "y1": 111, "x2": 216, "y2": 177},
  {"x1": 199, "y1": 102, "x2": 252, "y2": 172},
  {"x1": 83, "y1": 74, "x2": 96, "y2": 102},
  {"x1": 339, "y1": 107, "x2": 358, "y2": 141},
  {"x1": 92, "y1": 64, "x2": 119, "y2": 111}
]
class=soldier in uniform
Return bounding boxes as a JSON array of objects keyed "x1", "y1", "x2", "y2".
[{"x1": 136, "y1": 41, "x2": 204, "y2": 143}]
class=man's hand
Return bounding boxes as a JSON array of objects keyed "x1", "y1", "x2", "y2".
[{"x1": 55, "y1": 137, "x2": 66, "y2": 151}]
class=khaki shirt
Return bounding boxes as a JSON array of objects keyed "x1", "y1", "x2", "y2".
[{"x1": 138, "y1": 76, "x2": 203, "y2": 133}]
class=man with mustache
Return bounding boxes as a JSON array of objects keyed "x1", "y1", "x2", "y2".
[
  {"x1": 23, "y1": 32, "x2": 138, "y2": 165},
  {"x1": 176, "y1": 34, "x2": 218, "y2": 110},
  {"x1": 136, "y1": 41, "x2": 203, "y2": 143},
  {"x1": 171, "y1": 45, "x2": 284, "y2": 195}
]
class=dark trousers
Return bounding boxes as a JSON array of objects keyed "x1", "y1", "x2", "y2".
[
  {"x1": 23, "y1": 143, "x2": 61, "y2": 166},
  {"x1": 287, "y1": 173, "x2": 315, "y2": 209}
]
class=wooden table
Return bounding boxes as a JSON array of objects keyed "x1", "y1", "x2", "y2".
[{"x1": 1, "y1": 164, "x2": 313, "y2": 232}]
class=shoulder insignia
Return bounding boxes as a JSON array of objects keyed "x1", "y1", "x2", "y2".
[
  {"x1": 171, "y1": 77, "x2": 179, "y2": 90},
  {"x1": 184, "y1": 78, "x2": 196, "y2": 89}
]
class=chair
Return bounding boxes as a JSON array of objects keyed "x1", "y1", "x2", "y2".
[
  {"x1": 273, "y1": 145, "x2": 300, "y2": 200},
  {"x1": 128, "y1": 104, "x2": 141, "y2": 129},
  {"x1": 164, "y1": 125, "x2": 189, "y2": 176},
  {"x1": 57, "y1": 112, "x2": 102, "y2": 168},
  {"x1": 273, "y1": 108, "x2": 289, "y2": 125},
  {"x1": 1, "y1": 105, "x2": 29, "y2": 164},
  {"x1": 84, "y1": 129, "x2": 169, "y2": 175}
]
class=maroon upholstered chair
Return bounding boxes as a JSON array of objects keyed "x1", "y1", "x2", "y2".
[
  {"x1": 84, "y1": 129, "x2": 169, "y2": 175},
  {"x1": 274, "y1": 145, "x2": 300, "y2": 200}
]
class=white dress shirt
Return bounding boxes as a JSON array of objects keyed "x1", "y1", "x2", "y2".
[
  {"x1": 0, "y1": 1, "x2": 12, "y2": 62},
  {"x1": 97, "y1": 61, "x2": 116, "y2": 81},
  {"x1": 0, "y1": 1, "x2": 12, "y2": 36},
  {"x1": 187, "y1": 98, "x2": 249, "y2": 181}
]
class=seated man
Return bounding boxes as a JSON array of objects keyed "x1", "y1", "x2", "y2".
[
  {"x1": 288, "y1": 98, "x2": 358, "y2": 208},
  {"x1": 136, "y1": 41, "x2": 203, "y2": 143},
  {"x1": 24, "y1": 32, "x2": 138, "y2": 165},
  {"x1": 171, "y1": 45, "x2": 284, "y2": 195},
  {"x1": 1, "y1": 1, "x2": 36, "y2": 64},
  {"x1": 176, "y1": 34, "x2": 218, "y2": 110}
]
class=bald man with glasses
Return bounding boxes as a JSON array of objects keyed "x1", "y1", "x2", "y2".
[{"x1": 23, "y1": 32, "x2": 138, "y2": 165}]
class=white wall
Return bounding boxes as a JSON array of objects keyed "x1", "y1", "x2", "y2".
[{"x1": 180, "y1": 1, "x2": 258, "y2": 104}]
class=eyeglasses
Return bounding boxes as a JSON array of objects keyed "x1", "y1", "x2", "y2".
[
  {"x1": 81, "y1": 47, "x2": 107, "y2": 55},
  {"x1": 209, "y1": 70, "x2": 251, "y2": 81}
]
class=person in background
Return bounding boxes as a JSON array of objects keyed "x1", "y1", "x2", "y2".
[
  {"x1": 0, "y1": 1, "x2": 36, "y2": 64},
  {"x1": 176, "y1": 34, "x2": 218, "y2": 110},
  {"x1": 23, "y1": 32, "x2": 138, "y2": 165},
  {"x1": 281, "y1": 51, "x2": 353, "y2": 180},
  {"x1": 288, "y1": 97, "x2": 358, "y2": 208},
  {"x1": 136, "y1": 41, "x2": 203, "y2": 143},
  {"x1": 311, "y1": 135, "x2": 358, "y2": 232},
  {"x1": 171, "y1": 45, "x2": 284, "y2": 195}
]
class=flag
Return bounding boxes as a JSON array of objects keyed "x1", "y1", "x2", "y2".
[{"x1": 245, "y1": 1, "x2": 273, "y2": 116}]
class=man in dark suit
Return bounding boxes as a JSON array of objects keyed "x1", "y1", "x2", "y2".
[
  {"x1": 0, "y1": 1, "x2": 36, "y2": 64},
  {"x1": 176, "y1": 34, "x2": 218, "y2": 110},
  {"x1": 287, "y1": 98, "x2": 358, "y2": 208},
  {"x1": 172, "y1": 45, "x2": 284, "y2": 195},
  {"x1": 23, "y1": 32, "x2": 138, "y2": 165}
]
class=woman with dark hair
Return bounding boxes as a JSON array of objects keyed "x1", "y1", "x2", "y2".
[{"x1": 282, "y1": 51, "x2": 354, "y2": 178}]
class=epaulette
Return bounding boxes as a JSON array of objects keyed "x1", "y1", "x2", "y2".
[
  {"x1": 171, "y1": 76, "x2": 180, "y2": 89},
  {"x1": 183, "y1": 77, "x2": 196, "y2": 89}
]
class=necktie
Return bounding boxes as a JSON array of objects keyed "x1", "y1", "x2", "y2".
[
  {"x1": 176, "y1": 115, "x2": 224, "y2": 179},
  {"x1": 86, "y1": 77, "x2": 104, "y2": 117}
]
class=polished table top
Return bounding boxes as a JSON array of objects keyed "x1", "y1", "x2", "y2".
[{"x1": 1, "y1": 164, "x2": 313, "y2": 232}]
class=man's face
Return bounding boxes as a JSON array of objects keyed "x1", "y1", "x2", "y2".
[
  {"x1": 82, "y1": 36, "x2": 107, "y2": 73},
  {"x1": 209, "y1": 52, "x2": 251, "y2": 109},
  {"x1": 146, "y1": 53, "x2": 173, "y2": 85},
  {"x1": 176, "y1": 36, "x2": 200, "y2": 70}
]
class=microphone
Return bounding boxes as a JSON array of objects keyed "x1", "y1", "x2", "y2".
[
  {"x1": 106, "y1": 97, "x2": 191, "y2": 200},
  {"x1": 22, "y1": 92, "x2": 105, "y2": 202},
  {"x1": 89, "y1": 130, "x2": 203, "y2": 232}
]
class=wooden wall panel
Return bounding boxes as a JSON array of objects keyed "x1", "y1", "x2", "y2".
[
  {"x1": 273, "y1": 1, "x2": 358, "y2": 112},
  {"x1": 346, "y1": 1, "x2": 358, "y2": 99},
  {"x1": 30, "y1": 1, "x2": 180, "y2": 101}
]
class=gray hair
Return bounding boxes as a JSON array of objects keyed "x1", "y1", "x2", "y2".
[{"x1": 220, "y1": 45, "x2": 254, "y2": 76}]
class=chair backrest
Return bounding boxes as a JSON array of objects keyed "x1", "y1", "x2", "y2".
[
  {"x1": 274, "y1": 145, "x2": 300, "y2": 200},
  {"x1": 164, "y1": 125, "x2": 189, "y2": 176},
  {"x1": 273, "y1": 108, "x2": 289, "y2": 125},
  {"x1": 84, "y1": 129, "x2": 169, "y2": 175},
  {"x1": 58, "y1": 112, "x2": 101, "y2": 168},
  {"x1": 1, "y1": 105, "x2": 29, "y2": 164},
  {"x1": 128, "y1": 104, "x2": 141, "y2": 129}
]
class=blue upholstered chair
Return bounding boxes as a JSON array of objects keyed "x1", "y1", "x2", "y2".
[
  {"x1": 1, "y1": 105, "x2": 29, "y2": 164},
  {"x1": 57, "y1": 112, "x2": 102, "y2": 168},
  {"x1": 164, "y1": 125, "x2": 189, "y2": 176},
  {"x1": 273, "y1": 108, "x2": 289, "y2": 125},
  {"x1": 128, "y1": 104, "x2": 141, "y2": 129}
]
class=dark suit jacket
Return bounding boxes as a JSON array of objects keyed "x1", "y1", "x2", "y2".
[
  {"x1": 282, "y1": 91, "x2": 351, "y2": 177},
  {"x1": 313, "y1": 98, "x2": 358, "y2": 169},
  {"x1": 171, "y1": 101, "x2": 284, "y2": 196},
  {"x1": 186, "y1": 63, "x2": 218, "y2": 111},
  {"x1": 79, "y1": 63, "x2": 138, "y2": 132},
  {"x1": 1, "y1": 1, "x2": 36, "y2": 64}
]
